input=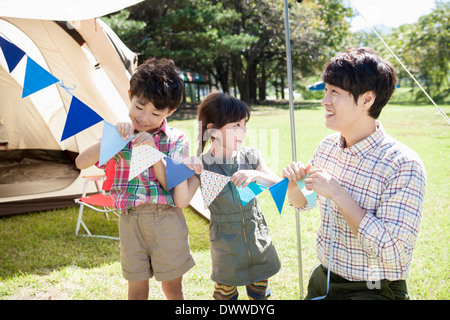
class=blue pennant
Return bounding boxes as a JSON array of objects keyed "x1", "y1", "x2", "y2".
[
  {"x1": 236, "y1": 182, "x2": 267, "y2": 207},
  {"x1": 166, "y1": 156, "x2": 195, "y2": 190},
  {"x1": 0, "y1": 36, "x2": 26, "y2": 73},
  {"x1": 269, "y1": 177, "x2": 289, "y2": 214},
  {"x1": 22, "y1": 56, "x2": 59, "y2": 98},
  {"x1": 99, "y1": 121, "x2": 133, "y2": 166},
  {"x1": 61, "y1": 96, "x2": 104, "y2": 141},
  {"x1": 296, "y1": 174, "x2": 318, "y2": 208}
]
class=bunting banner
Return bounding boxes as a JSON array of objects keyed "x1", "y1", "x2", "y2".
[
  {"x1": 236, "y1": 182, "x2": 267, "y2": 207},
  {"x1": 22, "y1": 56, "x2": 59, "y2": 98},
  {"x1": 0, "y1": 35, "x2": 26, "y2": 73},
  {"x1": 0, "y1": 36, "x2": 103, "y2": 141},
  {"x1": 268, "y1": 177, "x2": 289, "y2": 214},
  {"x1": 128, "y1": 144, "x2": 165, "y2": 181},
  {"x1": 166, "y1": 156, "x2": 196, "y2": 190},
  {"x1": 200, "y1": 170, "x2": 231, "y2": 209},
  {"x1": 98, "y1": 121, "x2": 133, "y2": 166},
  {"x1": 296, "y1": 175, "x2": 318, "y2": 208},
  {"x1": 0, "y1": 36, "x2": 313, "y2": 215},
  {"x1": 60, "y1": 95, "x2": 104, "y2": 141}
]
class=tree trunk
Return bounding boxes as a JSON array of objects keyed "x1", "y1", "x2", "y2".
[
  {"x1": 258, "y1": 60, "x2": 267, "y2": 102},
  {"x1": 231, "y1": 53, "x2": 250, "y2": 103},
  {"x1": 248, "y1": 61, "x2": 258, "y2": 104},
  {"x1": 214, "y1": 60, "x2": 230, "y2": 93}
]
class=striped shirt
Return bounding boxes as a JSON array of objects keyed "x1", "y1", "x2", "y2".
[
  {"x1": 298, "y1": 121, "x2": 426, "y2": 281},
  {"x1": 108, "y1": 118, "x2": 189, "y2": 212}
]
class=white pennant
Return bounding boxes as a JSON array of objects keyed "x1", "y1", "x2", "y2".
[
  {"x1": 128, "y1": 144, "x2": 164, "y2": 181},
  {"x1": 200, "y1": 170, "x2": 231, "y2": 208}
]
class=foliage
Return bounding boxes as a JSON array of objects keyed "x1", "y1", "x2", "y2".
[
  {"x1": 347, "y1": 1, "x2": 449, "y2": 102},
  {"x1": 1, "y1": 103, "x2": 449, "y2": 300},
  {"x1": 103, "y1": 0, "x2": 352, "y2": 104},
  {"x1": 103, "y1": 1, "x2": 448, "y2": 103}
]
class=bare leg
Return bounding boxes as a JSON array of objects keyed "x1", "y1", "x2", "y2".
[
  {"x1": 128, "y1": 280, "x2": 149, "y2": 300},
  {"x1": 161, "y1": 276, "x2": 185, "y2": 300}
]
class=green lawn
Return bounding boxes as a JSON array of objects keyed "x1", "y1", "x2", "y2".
[{"x1": 0, "y1": 102, "x2": 448, "y2": 300}]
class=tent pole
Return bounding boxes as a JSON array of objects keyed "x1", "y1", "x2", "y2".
[{"x1": 283, "y1": 0, "x2": 303, "y2": 298}]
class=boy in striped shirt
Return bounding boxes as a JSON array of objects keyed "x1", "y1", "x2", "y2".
[
  {"x1": 283, "y1": 48, "x2": 426, "y2": 300},
  {"x1": 76, "y1": 58, "x2": 195, "y2": 300}
]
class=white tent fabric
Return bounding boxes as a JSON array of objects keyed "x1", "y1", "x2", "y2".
[
  {"x1": 0, "y1": 3, "x2": 140, "y2": 215},
  {"x1": 0, "y1": 18, "x2": 132, "y2": 152},
  {"x1": 0, "y1": 0, "x2": 143, "y2": 21}
]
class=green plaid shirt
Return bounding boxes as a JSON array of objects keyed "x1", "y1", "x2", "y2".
[{"x1": 109, "y1": 119, "x2": 189, "y2": 212}]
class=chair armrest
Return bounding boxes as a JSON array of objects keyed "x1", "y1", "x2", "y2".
[{"x1": 82, "y1": 175, "x2": 105, "y2": 182}]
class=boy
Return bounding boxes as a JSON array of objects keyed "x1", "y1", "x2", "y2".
[
  {"x1": 75, "y1": 58, "x2": 195, "y2": 300},
  {"x1": 283, "y1": 48, "x2": 426, "y2": 300}
]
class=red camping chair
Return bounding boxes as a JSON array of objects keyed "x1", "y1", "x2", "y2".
[{"x1": 74, "y1": 161, "x2": 119, "y2": 240}]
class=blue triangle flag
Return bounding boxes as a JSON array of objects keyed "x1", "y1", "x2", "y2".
[
  {"x1": 269, "y1": 177, "x2": 289, "y2": 214},
  {"x1": 99, "y1": 121, "x2": 133, "y2": 166},
  {"x1": 22, "y1": 56, "x2": 59, "y2": 98},
  {"x1": 61, "y1": 95, "x2": 104, "y2": 141},
  {"x1": 0, "y1": 36, "x2": 26, "y2": 73},
  {"x1": 236, "y1": 182, "x2": 267, "y2": 207},
  {"x1": 296, "y1": 174, "x2": 318, "y2": 208},
  {"x1": 166, "y1": 156, "x2": 195, "y2": 190}
]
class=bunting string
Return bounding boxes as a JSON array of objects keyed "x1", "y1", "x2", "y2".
[{"x1": 0, "y1": 35, "x2": 317, "y2": 213}]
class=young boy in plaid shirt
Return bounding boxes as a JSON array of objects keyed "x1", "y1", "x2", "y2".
[
  {"x1": 75, "y1": 58, "x2": 195, "y2": 300},
  {"x1": 283, "y1": 48, "x2": 426, "y2": 300}
]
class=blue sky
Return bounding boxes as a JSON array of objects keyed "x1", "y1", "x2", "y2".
[{"x1": 348, "y1": 0, "x2": 436, "y2": 31}]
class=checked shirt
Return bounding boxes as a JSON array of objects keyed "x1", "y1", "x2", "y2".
[
  {"x1": 298, "y1": 121, "x2": 426, "y2": 281},
  {"x1": 108, "y1": 118, "x2": 189, "y2": 212}
]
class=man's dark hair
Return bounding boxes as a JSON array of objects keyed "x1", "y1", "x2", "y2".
[
  {"x1": 322, "y1": 47, "x2": 396, "y2": 119},
  {"x1": 129, "y1": 57, "x2": 184, "y2": 111}
]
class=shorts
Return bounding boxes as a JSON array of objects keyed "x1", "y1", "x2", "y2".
[{"x1": 119, "y1": 203, "x2": 195, "y2": 282}]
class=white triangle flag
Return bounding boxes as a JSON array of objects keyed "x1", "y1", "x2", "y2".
[
  {"x1": 200, "y1": 170, "x2": 231, "y2": 208},
  {"x1": 128, "y1": 144, "x2": 164, "y2": 181}
]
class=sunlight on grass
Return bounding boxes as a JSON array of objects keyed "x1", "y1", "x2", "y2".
[{"x1": 1, "y1": 103, "x2": 448, "y2": 300}]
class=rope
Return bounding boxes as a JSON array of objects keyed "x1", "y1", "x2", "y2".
[
  {"x1": 348, "y1": 0, "x2": 450, "y2": 125},
  {"x1": 311, "y1": 198, "x2": 334, "y2": 300}
]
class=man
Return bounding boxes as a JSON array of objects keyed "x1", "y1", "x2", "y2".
[{"x1": 283, "y1": 48, "x2": 426, "y2": 300}]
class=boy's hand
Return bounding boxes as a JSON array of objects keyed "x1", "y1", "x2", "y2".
[
  {"x1": 116, "y1": 122, "x2": 134, "y2": 141},
  {"x1": 231, "y1": 170, "x2": 259, "y2": 188},
  {"x1": 132, "y1": 132, "x2": 156, "y2": 148},
  {"x1": 282, "y1": 161, "x2": 311, "y2": 184},
  {"x1": 182, "y1": 156, "x2": 204, "y2": 174}
]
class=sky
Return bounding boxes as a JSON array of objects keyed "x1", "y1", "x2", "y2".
[{"x1": 348, "y1": 0, "x2": 437, "y2": 31}]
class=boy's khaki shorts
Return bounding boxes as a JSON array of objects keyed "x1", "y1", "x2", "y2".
[{"x1": 119, "y1": 203, "x2": 195, "y2": 282}]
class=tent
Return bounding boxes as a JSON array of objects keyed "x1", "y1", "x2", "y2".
[{"x1": 0, "y1": 1, "x2": 143, "y2": 216}]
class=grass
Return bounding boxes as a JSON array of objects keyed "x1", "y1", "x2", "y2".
[{"x1": 0, "y1": 101, "x2": 448, "y2": 300}]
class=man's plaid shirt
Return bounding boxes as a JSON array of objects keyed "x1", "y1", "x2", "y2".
[
  {"x1": 108, "y1": 118, "x2": 189, "y2": 212},
  {"x1": 298, "y1": 122, "x2": 426, "y2": 281}
]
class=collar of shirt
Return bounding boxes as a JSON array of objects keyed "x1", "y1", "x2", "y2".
[
  {"x1": 150, "y1": 117, "x2": 168, "y2": 141},
  {"x1": 337, "y1": 121, "x2": 385, "y2": 158}
]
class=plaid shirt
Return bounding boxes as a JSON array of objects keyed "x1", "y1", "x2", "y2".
[
  {"x1": 298, "y1": 122, "x2": 426, "y2": 281},
  {"x1": 108, "y1": 119, "x2": 189, "y2": 212}
]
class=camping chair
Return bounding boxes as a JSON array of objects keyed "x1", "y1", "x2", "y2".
[{"x1": 74, "y1": 161, "x2": 119, "y2": 240}]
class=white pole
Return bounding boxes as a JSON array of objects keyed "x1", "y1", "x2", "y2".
[{"x1": 283, "y1": 0, "x2": 304, "y2": 298}]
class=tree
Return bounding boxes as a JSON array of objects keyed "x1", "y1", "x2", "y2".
[
  {"x1": 347, "y1": 1, "x2": 449, "y2": 101},
  {"x1": 103, "y1": 0, "x2": 352, "y2": 104}
]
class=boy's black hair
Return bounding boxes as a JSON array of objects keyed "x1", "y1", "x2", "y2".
[
  {"x1": 129, "y1": 57, "x2": 184, "y2": 111},
  {"x1": 322, "y1": 47, "x2": 396, "y2": 119}
]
